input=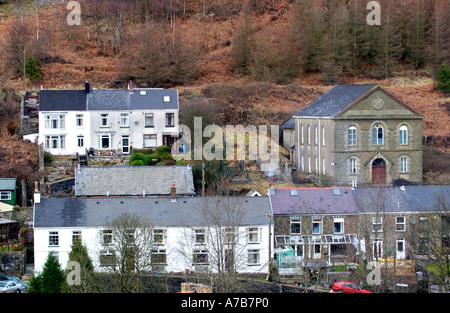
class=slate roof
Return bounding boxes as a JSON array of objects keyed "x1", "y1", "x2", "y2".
[
  {"x1": 269, "y1": 187, "x2": 358, "y2": 215},
  {"x1": 0, "y1": 178, "x2": 16, "y2": 191},
  {"x1": 293, "y1": 84, "x2": 378, "y2": 118},
  {"x1": 353, "y1": 185, "x2": 450, "y2": 213},
  {"x1": 39, "y1": 90, "x2": 87, "y2": 111},
  {"x1": 34, "y1": 196, "x2": 271, "y2": 228},
  {"x1": 280, "y1": 118, "x2": 295, "y2": 129},
  {"x1": 40, "y1": 88, "x2": 178, "y2": 112},
  {"x1": 75, "y1": 166, "x2": 195, "y2": 196}
]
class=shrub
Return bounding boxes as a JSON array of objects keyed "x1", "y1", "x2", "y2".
[
  {"x1": 435, "y1": 62, "x2": 450, "y2": 93},
  {"x1": 129, "y1": 152, "x2": 147, "y2": 165},
  {"x1": 43, "y1": 151, "x2": 54, "y2": 164},
  {"x1": 131, "y1": 160, "x2": 145, "y2": 166}
]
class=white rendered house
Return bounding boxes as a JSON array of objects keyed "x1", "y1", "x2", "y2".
[
  {"x1": 33, "y1": 194, "x2": 272, "y2": 275},
  {"x1": 38, "y1": 82, "x2": 179, "y2": 155}
]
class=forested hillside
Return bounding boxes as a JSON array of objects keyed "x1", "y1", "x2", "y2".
[{"x1": 0, "y1": 0, "x2": 448, "y2": 186}]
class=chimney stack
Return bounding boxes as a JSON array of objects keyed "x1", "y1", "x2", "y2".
[
  {"x1": 33, "y1": 182, "x2": 40, "y2": 204},
  {"x1": 85, "y1": 81, "x2": 90, "y2": 93},
  {"x1": 128, "y1": 80, "x2": 133, "y2": 94},
  {"x1": 171, "y1": 184, "x2": 176, "y2": 202}
]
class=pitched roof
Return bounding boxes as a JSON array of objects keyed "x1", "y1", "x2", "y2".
[
  {"x1": 353, "y1": 185, "x2": 450, "y2": 213},
  {"x1": 39, "y1": 90, "x2": 87, "y2": 111},
  {"x1": 34, "y1": 196, "x2": 271, "y2": 228},
  {"x1": 269, "y1": 187, "x2": 358, "y2": 215},
  {"x1": 293, "y1": 84, "x2": 378, "y2": 118},
  {"x1": 75, "y1": 166, "x2": 195, "y2": 196},
  {"x1": 0, "y1": 178, "x2": 16, "y2": 191},
  {"x1": 280, "y1": 118, "x2": 295, "y2": 129}
]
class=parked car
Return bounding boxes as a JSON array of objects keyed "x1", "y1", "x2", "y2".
[
  {"x1": 0, "y1": 280, "x2": 22, "y2": 293},
  {"x1": 0, "y1": 275, "x2": 28, "y2": 292},
  {"x1": 331, "y1": 281, "x2": 372, "y2": 293}
]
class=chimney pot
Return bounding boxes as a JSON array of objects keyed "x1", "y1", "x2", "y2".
[
  {"x1": 171, "y1": 184, "x2": 176, "y2": 202},
  {"x1": 129, "y1": 80, "x2": 133, "y2": 94}
]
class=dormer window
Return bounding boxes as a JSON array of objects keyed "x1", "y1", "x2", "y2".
[{"x1": 164, "y1": 96, "x2": 171, "y2": 102}]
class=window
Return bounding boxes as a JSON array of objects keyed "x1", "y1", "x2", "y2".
[
  {"x1": 399, "y1": 125, "x2": 408, "y2": 145},
  {"x1": 248, "y1": 249, "x2": 260, "y2": 265},
  {"x1": 153, "y1": 229, "x2": 165, "y2": 244},
  {"x1": 307, "y1": 125, "x2": 311, "y2": 145},
  {"x1": 372, "y1": 124, "x2": 384, "y2": 145},
  {"x1": 401, "y1": 157, "x2": 408, "y2": 173},
  {"x1": 103, "y1": 230, "x2": 112, "y2": 244},
  {"x1": 100, "y1": 250, "x2": 115, "y2": 266},
  {"x1": 0, "y1": 192, "x2": 11, "y2": 201},
  {"x1": 45, "y1": 115, "x2": 65, "y2": 129},
  {"x1": 315, "y1": 157, "x2": 318, "y2": 173},
  {"x1": 101, "y1": 114, "x2": 109, "y2": 127},
  {"x1": 72, "y1": 231, "x2": 82, "y2": 244},
  {"x1": 225, "y1": 228, "x2": 236, "y2": 244},
  {"x1": 193, "y1": 249, "x2": 208, "y2": 264},
  {"x1": 195, "y1": 229, "x2": 205, "y2": 244},
  {"x1": 333, "y1": 218, "x2": 344, "y2": 234},
  {"x1": 418, "y1": 238, "x2": 428, "y2": 255},
  {"x1": 348, "y1": 126, "x2": 357, "y2": 146},
  {"x1": 151, "y1": 249, "x2": 167, "y2": 264},
  {"x1": 166, "y1": 113, "x2": 174, "y2": 127},
  {"x1": 301, "y1": 155, "x2": 304, "y2": 171},
  {"x1": 301, "y1": 125, "x2": 304, "y2": 144},
  {"x1": 350, "y1": 159, "x2": 357, "y2": 174},
  {"x1": 419, "y1": 216, "x2": 428, "y2": 230},
  {"x1": 396, "y1": 217, "x2": 406, "y2": 231},
  {"x1": 308, "y1": 156, "x2": 311, "y2": 173},
  {"x1": 290, "y1": 218, "x2": 301, "y2": 234},
  {"x1": 45, "y1": 135, "x2": 65, "y2": 149},
  {"x1": 290, "y1": 189, "x2": 298, "y2": 197},
  {"x1": 77, "y1": 136, "x2": 84, "y2": 148},
  {"x1": 248, "y1": 227, "x2": 260, "y2": 243},
  {"x1": 143, "y1": 134, "x2": 157, "y2": 148},
  {"x1": 373, "y1": 240, "x2": 383, "y2": 259},
  {"x1": 322, "y1": 158, "x2": 326, "y2": 174},
  {"x1": 314, "y1": 125, "x2": 318, "y2": 145},
  {"x1": 312, "y1": 219, "x2": 322, "y2": 234},
  {"x1": 322, "y1": 126, "x2": 325, "y2": 146},
  {"x1": 163, "y1": 96, "x2": 171, "y2": 102},
  {"x1": 145, "y1": 113, "x2": 154, "y2": 127},
  {"x1": 120, "y1": 113, "x2": 129, "y2": 127},
  {"x1": 372, "y1": 217, "x2": 382, "y2": 232},
  {"x1": 76, "y1": 114, "x2": 84, "y2": 127},
  {"x1": 99, "y1": 134, "x2": 111, "y2": 149},
  {"x1": 49, "y1": 231, "x2": 59, "y2": 246}
]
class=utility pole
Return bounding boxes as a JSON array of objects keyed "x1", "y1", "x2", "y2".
[
  {"x1": 202, "y1": 162, "x2": 206, "y2": 196},
  {"x1": 23, "y1": 45, "x2": 26, "y2": 93}
]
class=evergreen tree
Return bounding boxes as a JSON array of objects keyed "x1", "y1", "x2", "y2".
[
  {"x1": 25, "y1": 56, "x2": 43, "y2": 81},
  {"x1": 231, "y1": 1, "x2": 255, "y2": 75},
  {"x1": 29, "y1": 252, "x2": 64, "y2": 293},
  {"x1": 435, "y1": 62, "x2": 450, "y2": 93}
]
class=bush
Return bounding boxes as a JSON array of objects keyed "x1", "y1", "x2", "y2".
[
  {"x1": 44, "y1": 151, "x2": 54, "y2": 164},
  {"x1": 129, "y1": 153, "x2": 147, "y2": 165},
  {"x1": 131, "y1": 160, "x2": 145, "y2": 166},
  {"x1": 435, "y1": 62, "x2": 450, "y2": 93}
]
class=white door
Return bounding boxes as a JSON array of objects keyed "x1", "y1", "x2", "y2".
[{"x1": 396, "y1": 239, "x2": 406, "y2": 259}]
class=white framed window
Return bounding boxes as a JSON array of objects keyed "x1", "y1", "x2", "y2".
[
  {"x1": 333, "y1": 218, "x2": 344, "y2": 234},
  {"x1": 322, "y1": 157, "x2": 326, "y2": 174},
  {"x1": 314, "y1": 125, "x2": 318, "y2": 145},
  {"x1": 312, "y1": 218, "x2": 322, "y2": 234},
  {"x1": 322, "y1": 126, "x2": 325, "y2": 146},
  {"x1": 166, "y1": 113, "x2": 174, "y2": 127},
  {"x1": 72, "y1": 231, "x2": 82, "y2": 244},
  {"x1": 308, "y1": 156, "x2": 311, "y2": 173},
  {"x1": 46, "y1": 135, "x2": 65, "y2": 149},
  {"x1": 194, "y1": 229, "x2": 205, "y2": 244},
  {"x1": 348, "y1": 126, "x2": 357, "y2": 146},
  {"x1": 48, "y1": 231, "x2": 59, "y2": 246},
  {"x1": 99, "y1": 134, "x2": 111, "y2": 149},
  {"x1": 101, "y1": 114, "x2": 109, "y2": 127},
  {"x1": 151, "y1": 249, "x2": 167, "y2": 265},
  {"x1": 248, "y1": 227, "x2": 260, "y2": 243},
  {"x1": 307, "y1": 125, "x2": 311, "y2": 145},
  {"x1": 301, "y1": 155, "x2": 304, "y2": 172},
  {"x1": 163, "y1": 96, "x2": 171, "y2": 102},
  {"x1": 395, "y1": 216, "x2": 406, "y2": 232},
  {"x1": 0, "y1": 192, "x2": 11, "y2": 201},
  {"x1": 45, "y1": 114, "x2": 65, "y2": 129},
  {"x1": 76, "y1": 114, "x2": 84, "y2": 127},
  {"x1": 143, "y1": 134, "x2": 157, "y2": 148},
  {"x1": 193, "y1": 249, "x2": 208, "y2": 265},
  {"x1": 225, "y1": 227, "x2": 237, "y2": 244},
  {"x1": 153, "y1": 229, "x2": 166, "y2": 244},
  {"x1": 373, "y1": 240, "x2": 383, "y2": 259},
  {"x1": 100, "y1": 250, "x2": 115, "y2": 266},
  {"x1": 290, "y1": 218, "x2": 301, "y2": 234},
  {"x1": 399, "y1": 125, "x2": 408, "y2": 145},
  {"x1": 248, "y1": 249, "x2": 260, "y2": 266},
  {"x1": 103, "y1": 230, "x2": 112, "y2": 245},
  {"x1": 120, "y1": 113, "x2": 129, "y2": 127},
  {"x1": 77, "y1": 136, "x2": 84, "y2": 148},
  {"x1": 401, "y1": 157, "x2": 408, "y2": 173},
  {"x1": 301, "y1": 124, "x2": 304, "y2": 145},
  {"x1": 372, "y1": 124, "x2": 384, "y2": 145},
  {"x1": 350, "y1": 158, "x2": 357, "y2": 174},
  {"x1": 145, "y1": 113, "x2": 154, "y2": 127},
  {"x1": 372, "y1": 217, "x2": 383, "y2": 232}
]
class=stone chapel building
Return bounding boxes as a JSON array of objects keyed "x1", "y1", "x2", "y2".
[{"x1": 290, "y1": 84, "x2": 423, "y2": 186}]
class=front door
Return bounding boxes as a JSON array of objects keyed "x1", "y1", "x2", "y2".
[
  {"x1": 372, "y1": 158, "x2": 386, "y2": 184},
  {"x1": 122, "y1": 136, "x2": 130, "y2": 154}
]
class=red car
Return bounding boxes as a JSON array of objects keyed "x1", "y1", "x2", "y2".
[{"x1": 331, "y1": 281, "x2": 372, "y2": 293}]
